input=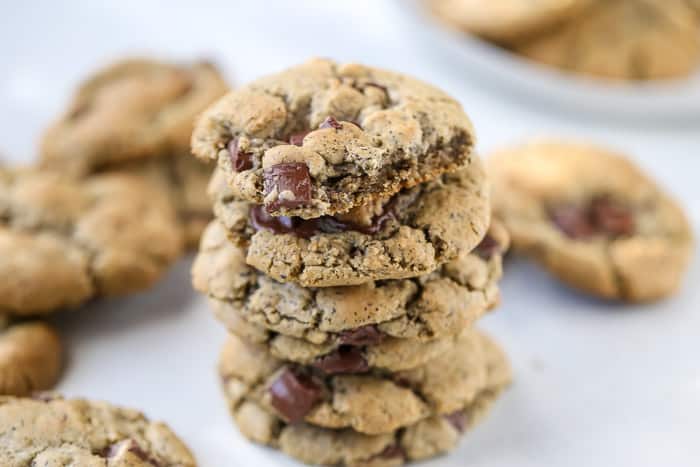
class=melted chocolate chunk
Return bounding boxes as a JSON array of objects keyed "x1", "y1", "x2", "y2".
[
  {"x1": 100, "y1": 439, "x2": 161, "y2": 466},
  {"x1": 370, "y1": 444, "x2": 405, "y2": 462},
  {"x1": 263, "y1": 162, "x2": 313, "y2": 211},
  {"x1": 444, "y1": 411, "x2": 467, "y2": 433},
  {"x1": 269, "y1": 368, "x2": 322, "y2": 423},
  {"x1": 475, "y1": 234, "x2": 500, "y2": 260},
  {"x1": 549, "y1": 195, "x2": 635, "y2": 239},
  {"x1": 288, "y1": 130, "x2": 311, "y2": 146},
  {"x1": 228, "y1": 138, "x2": 253, "y2": 172},
  {"x1": 313, "y1": 346, "x2": 370, "y2": 374},
  {"x1": 337, "y1": 325, "x2": 385, "y2": 346},
  {"x1": 319, "y1": 116, "x2": 343, "y2": 130},
  {"x1": 549, "y1": 204, "x2": 594, "y2": 239}
]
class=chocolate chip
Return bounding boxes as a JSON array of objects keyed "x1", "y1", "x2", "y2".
[
  {"x1": 589, "y1": 196, "x2": 635, "y2": 237},
  {"x1": 269, "y1": 368, "x2": 322, "y2": 423},
  {"x1": 475, "y1": 234, "x2": 500, "y2": 260},
  {"x1": 549, "y1": 204, "x2": 594, "y2": 239},
  {"x1": 319, "y1": 116, "x2": 343, "y2": 130},
  {"x1": 99, "y1": 439, "x2": 161, "y2": 466},
  {"x1": 228, "y1": 138, "x2": 253, "y2": 172},
  {"x1": 337, "y1": 325, "x2": 385, "y2": 346},
  {"x1": 313, "y1": 346, "x2": 370, "y2": 374},
  {"x1": 371, "y1": 444, "x2": 405, "y2": 462},
  {"x1": 444, "y1": 411, "x2": 467, "y2": 432},
  {"x1": 263, "y1": 162, "x2": 313, "y2": 211},
  {"x1": 288, "y1": 130, "x2": 311, "y2": 146}
]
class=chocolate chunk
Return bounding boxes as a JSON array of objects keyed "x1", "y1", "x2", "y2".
[
  {"x1": 288, "y1": 130, "x2": 311, "y2": 146},
  {"x1": 269, "y1": 368, "x2": 322, "y2": 423},
  {"x1": 228, "y1": 138, "x2": 253, "y2": 172},
  {"x1": 444, "y1": 411, "x2": 467, "y2": 432},
  {"x1": 589, "y1": 196, "x2": 635, "y2": 237},
  {"x1": 474, "y1": 234, "x2": 500, "y2": 260},
  {"x1": 263, "y1": 162, "x2": 313, "y2": 211},
  {"x1": 100, "y1": 439, "x2": 161, "y2": 466},
  {"x1": 313, "y1": 346, "x2": 370, "y2": 374},
  {"x1": 370, "y1": 444, "x2": 405, "y2": 462},
  {"x1": 319, "y1": 116, "x2": 343, "y2": 130},
  {"x1": 337, "y1": 325, "x2": 385, "y2": 346},
  {"x1": 549, "y1": 204, "x2": 594, "y2": 239}
]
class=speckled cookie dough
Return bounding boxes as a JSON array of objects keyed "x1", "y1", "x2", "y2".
[
  {"x1": 219, "y1": 329, "x2": 510, "y2": 436},
  {"x1": 0, "y1": 168, "x2": 183, "y2": 316},
  {"x1": 0, "y1": 318, "x2": 62, "y2": 396},
  {"x1": 193, "y1": 219, "x2": 506, "y2": 345},
  {"x1": 191, "y1": 58, "x2": 477, "y2": 219},
  {"x1": 207, "y1": 157, "x2": 490, "y2": 287},
  {"x1": 0, "y1": 395, "x2": 196, "y2": 466},
  {"x1": 515, "y1": 0, "x2": 700, "y2": 80},
  {"x1": 490, "y1": 140, "x2": 693, "y2": 302},
  {"x1": 40, "y1": 58, "x2": 228, "y2": 176}
]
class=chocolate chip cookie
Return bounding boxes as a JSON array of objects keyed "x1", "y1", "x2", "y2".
[
  {"x1": 427, "y1": 0, "x2": 592, "y2": 44},
  {"x1": 0, "y1": 318, "x2": 62, "y2": 396},
  {"x1": 207, "y1": 157, "x2": 490, "y2": 287},
  {"x1": 40, "y1": 58, "x2": 228, "y2": 176},
  {"x1": 0, "y1": 395, "x2": 196, "y2": 466},
  {"x1": 0, "y1": 169, "x2": 183, "y2": 315},
  {"x1": 191, "y1": 58, "x2": 477, "y2": 219},
  {"x1": 490, "y1": 141, "x2": 693, "y2": 302},
  {"x1": 515, "y1": 0, "x2": 700, "y2": 80},
  {"x1": 193, "y1": 219, "x2": 506, "y2": 345},
  {"x1": 219, "y1": 329, "x2": 510, "y2": 436}
]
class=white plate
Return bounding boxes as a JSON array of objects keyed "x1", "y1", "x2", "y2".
[{"x1": 396, "y1": 0, "x2": 700, "y2": 120}]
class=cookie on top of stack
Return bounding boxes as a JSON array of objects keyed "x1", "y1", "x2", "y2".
[{"x1": 191, "y1": 58, "x2": 511, "y2": 465}]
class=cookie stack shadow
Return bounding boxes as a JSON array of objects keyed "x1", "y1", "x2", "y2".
[{"x1": 190, "y1": 59, "x2": 512, "y2": 465}]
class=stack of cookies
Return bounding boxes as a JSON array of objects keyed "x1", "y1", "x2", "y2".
[{"x1": 191, "y1": 59, "x2": 511, "y2": 465}]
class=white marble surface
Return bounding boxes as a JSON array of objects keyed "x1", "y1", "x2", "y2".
[{"x1": 1, "y1": 2, "x2": 698, "y2": 466}]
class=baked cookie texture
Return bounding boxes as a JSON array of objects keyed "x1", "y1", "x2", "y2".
[
  {"x1": 219, "y1": 330, "x2": 510, "y2": 465},
  {"x1": 0, "y1": 169, "x2": 183, "y2": 316},
  {"x1": 428, "y1": 0, "x2": 592, "y2": 43},
  {"x1": 193, "y1": 219, "x2": 506, "y2": 345},
  {"x1": 490, "y1": 140, "x2": 693, "y2": 302},
  {"x1": 207, "y1": 157, "x2": 490, "y2": 287},
  {"x1": 515, "y1": 0, "x2": 700, "y2": 80},
  {"x1": 0, "y1": 318, "x2": 62, "y2": 396},
  {"x1": 0, "y1": 395, "x2": 196, "y2": 466},
  {"x1": 40, "y1": 58, "x2": 228, "y2": 177},
  {"x1": 191, "y1": 58, "x2": 476, "y2": 219}
]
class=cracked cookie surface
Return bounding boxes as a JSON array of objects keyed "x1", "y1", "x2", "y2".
[
  {"x1": 490, "y1": 140, "x2": 693, "y2": 302},
  {"x1": 191, "y1": 58, "x2": 476, "y2": 219},
  {"x1": 219, "y1": 329, "x2": 510, "y2": 437},
  {"x1": 515, "y1": 0, "x2": 700, "y2": 80},
  {"x1": 207, "y1": 157, "x2": 490, "y2": 287},
  {"x1": 40, "y1": 58, "x2": 228, "y2": 176},
  {"x1": 0, "y1": 395, "x2": 195, "y2": 466},
  {"x1": 427, "y1": 0, "x2": 592, "y2": 44},
  {"x1": 0, "y1": 169, "x2": 183, "y2": 315},
  {"x1": 0, "y1": 318, "x2": 62, "y2": 396},
  {"x1": 193, "y1": 219, "x2": 506, "y2": 345}
]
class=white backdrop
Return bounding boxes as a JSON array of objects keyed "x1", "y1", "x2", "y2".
[{"x1": 1, "y1": 2, "x2": 698, "y2": 466}]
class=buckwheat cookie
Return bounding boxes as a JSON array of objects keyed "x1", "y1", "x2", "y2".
[
  {"x1": 193, "y1": 219, "x2": 506, "y2": 345},
  {"x1": 207, "y1": 158, "x2": 489, "y2": 287},
  {"x1": 0, "y1": 395, "x2": 196, "y2": 466},
  {"x1": 40, "y1": 58, "x2": 228, "y2": 176},
  {"x1": 427, "y1": 0, "x2": 592, "y2": 44},
  {"x1": 490, "y1": 141, "x2": 693, "y2": 302},
  {"x1": 0, "y1": 318, "x2": 62, "y2": 396},
  {"x1": 191, "y1": 58, "x2": 476, "y2": 219},
  {"x1": 515, "y1": 0, "x2": 700, "y2": 80},
  {"x1": 219, "y1": 329, "x2": 510, "y2": 437},
  {"x1": 0, "y1": 169, "x2": 183, "y2": 316}
]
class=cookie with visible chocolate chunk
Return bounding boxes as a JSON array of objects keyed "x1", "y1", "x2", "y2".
[
  {"x1": 0, "y1": 168, "x2": 183, "y2": 316},
  {"x1": 0, "y1": 395, "x2": 196, "y2": 466},
  {"x1": 207, "y1": 157, "x2": 490, "y2": 287},
  {"x1": 427, "y1": 0, "x2": 592, "y2": 44},
  {"x1": 0, "y1": 318, "x2": 63, "y2": 396},
  {"x1": 490, "y1": 140, "x2": 693, "y2": 302},
  {"x1": 40, "y1": 58, "x2": 228, "y2": 176},
  {"x1": 219, "y1": 329, "x2": 510, "y2": 437},
  {"x1": 193, "y1": 219, "x2": 506, "y2": 345},
  {"x1": 515, "y1": 0, "x2": 700, "y2": 80},
  {"x1": 191, "y1": 58, "x2": 476, "y2": 219}
]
